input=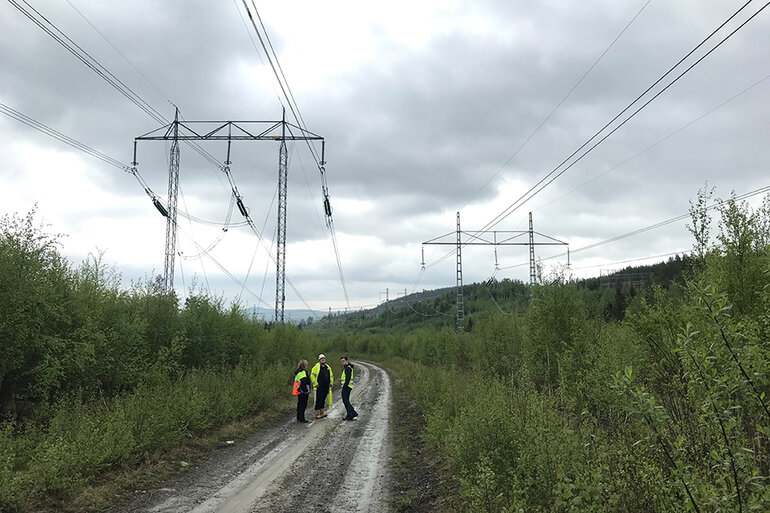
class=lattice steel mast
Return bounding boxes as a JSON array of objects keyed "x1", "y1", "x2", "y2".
[
  {"x1": 275, "y1": 109, "x2": 288, "y2": 323},
  {"x1": 528, "y1": 212, "x2": 536, "y2": 286},
  {"x1": 164, "y1": 108, "x2": 180, "y2": 291},
  {"x1": 455, "y1": 212, "x2": 464, "y2": 333}
]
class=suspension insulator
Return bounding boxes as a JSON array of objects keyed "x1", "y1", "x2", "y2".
[
  {"x1": 152, "y1": 198, "x2": 168, "y2": 217},
  {"x1": 323, "y1": 196, "x2": 332, "y2": 217},
  {"x1": 237, "y1": 197, "x2": 249, "y2": 217}
]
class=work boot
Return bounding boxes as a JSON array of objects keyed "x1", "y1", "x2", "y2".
[
  {"x1": 320, "y1": 411, "x2": 327, "y2": 418},
  {"x1": 315, "y1": 411, "x2": 322, "y2": 419}
]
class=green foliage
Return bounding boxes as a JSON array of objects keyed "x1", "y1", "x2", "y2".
[
  {"x1": 0, "y1": 209, "x2": 331, "y2": 511},
  {"x1": 342, "y1": 192, "x2": 770, "y2": 511},
  {"x1": 706, "y1": 193, "x2": 770, "y2": 316},
  {"x1": 2, "y1": 361, "x2": 288, "y2": 509},
  {"x1": 3, "y1": 189, "x2": 770, "y2": 511}
]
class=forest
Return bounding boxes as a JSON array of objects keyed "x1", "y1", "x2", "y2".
[{"x1": 1, "y1": 191, "x2": 769, "y2": 512}]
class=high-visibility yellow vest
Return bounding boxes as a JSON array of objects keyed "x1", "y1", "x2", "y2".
[
  {"x1": 310, "y1": 362, "x2": 334, "y2": 409},
  {"x1": 341, "y1": 365, "x2": 354, "y2": 389},
  {"x1": 310, "y1": 362, "x2": 334, "y2": 388},
  {"x1": 292, "y1": 370, "x2": 308, "y2": 396}
]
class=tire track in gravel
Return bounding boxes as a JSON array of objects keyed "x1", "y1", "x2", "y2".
[{"x1": 115, "y1": 361, "x2": 392, "y2": 513}]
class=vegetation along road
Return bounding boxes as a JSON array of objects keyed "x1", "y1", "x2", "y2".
[{"x1": 115, "y1": 362, "x2": 392, "y2": 513}]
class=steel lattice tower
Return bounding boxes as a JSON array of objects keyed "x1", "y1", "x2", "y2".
[
  {"x1": 528, "y1": 212, "x2": 536, "y2": 286},
  {"x1": 164, "y1": 109, "x2": 180, "y2": 291},
  {"x1": 275, "y1": 112, "x2": 288, "y2": 323},
  {"x1": 455, "y1": 211, "x2": 465, "y2": 333}
]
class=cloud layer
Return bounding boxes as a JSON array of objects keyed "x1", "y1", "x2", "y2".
[{"x1": 2, "y1": 1, "x2": 769, "y2": 311}]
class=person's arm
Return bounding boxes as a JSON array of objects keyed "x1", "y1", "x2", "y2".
[{"x1": 300, "y1": 374, "x2": 312, "y2": 394}]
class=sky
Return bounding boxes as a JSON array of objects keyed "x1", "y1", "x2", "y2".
[{"x1": 2, "y1": 0, "x2": 769, "y2": 317}]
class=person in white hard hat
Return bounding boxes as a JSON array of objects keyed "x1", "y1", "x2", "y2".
[{"x1": 310, "y1": 354, "x2": 334, "y2": 418}]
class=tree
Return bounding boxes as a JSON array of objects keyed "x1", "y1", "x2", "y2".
[{"x1": 687, "y1": 183, "x2": 715, "y2": 263}]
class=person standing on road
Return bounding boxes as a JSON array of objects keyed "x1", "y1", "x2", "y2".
[
  {"x1": 311, "y1": 354, "x2": 334, "y2": 419},
  {"x1": 339, "y1": 356, "x2": 358, "y2": 421},
  {"x1": 293, "y1": 359, "x2": 312, "y2": 423}
]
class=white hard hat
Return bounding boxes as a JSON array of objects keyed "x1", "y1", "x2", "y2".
[{"x1": 318, "y1": 354, "x2": 326, "y2": 360}]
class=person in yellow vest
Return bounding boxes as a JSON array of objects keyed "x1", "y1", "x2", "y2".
[
  {"x1": 292, "y1": 359, "x2": 312, "y2": 423},
  {"x1": 310, "y1": 354, "x2": 334, "y2": 419},
  {"x1": 340, "y1": 356, "x2": 358, "y2": 421}
]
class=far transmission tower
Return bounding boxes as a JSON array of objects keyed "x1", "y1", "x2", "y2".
[{"x1": 423, "y1": 211, "x2": 568, "y2": 332}]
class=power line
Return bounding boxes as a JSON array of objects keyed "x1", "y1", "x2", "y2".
[
  {"x1": 478, "y1": 0, "x2": 767, "y2": 233},
  {"x1": 8, "y1": 0, "x2": 166, "y2": 122},
  {"x1": 64, "y1": 0, "x2": 175, "y2": 109},
  {"x1": 571, "y1": 250, "x2": 691, "y2": 271},
  {"x1": 531, "y1": 72, "x2": 770, "y2": 213},
  {"x1": 176, "y1": 224, "x2": 272, "y2": 309},
  {"x1": 418, "y1": 3, "x2": 765, "y2": 287},
  {"x1": 1, "y1": 101, "x2": 127, "y2": 170},
  {"x1": 461, "y1": 0, "x2": 653, "y2": 210},
  {"x1": 0, "y1": 101, "x2": 160, "y2": 197},
  {"x1": 499, "y1": 183, "x2": 770, "y2": 270},
  {"x1": 238, "y1": 1, "x2": 350, "y2": 309},
  {"x1": 9, "y1": 0, "x2": 230, "y2": 176}
]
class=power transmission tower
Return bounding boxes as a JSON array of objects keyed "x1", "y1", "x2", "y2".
[
  {"x1": 423, "y1": 211, "x2": 568, "y2": 331},
  {"x1": 134, "y1": 111, "x2": 324, "y2": 323}
]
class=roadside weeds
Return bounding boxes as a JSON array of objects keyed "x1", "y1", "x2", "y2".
[
  {"x1": 49, "y1": 401, "x2": 294, "y2": 513},
  {"x1": 384, "y1": 364, "x2": 462, "y2": 512}
]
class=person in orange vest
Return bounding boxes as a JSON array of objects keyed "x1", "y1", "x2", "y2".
[
  {"x1": 292, "y1": 359, "x2": 312, "y2": 423},
  {"x1": 311, "y1": 354, "x2": 334, "y2": 418}
]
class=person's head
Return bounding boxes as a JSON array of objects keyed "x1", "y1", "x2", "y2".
[
  {"x1": 297, "y1": 359, "x2": 308, "y2": 370},
  {"x1": 318, "y1": 354, "x2": 326, "y2": 365},
  {"x1": 340, "y1": 356, "x2": 349, "y2": 366}
]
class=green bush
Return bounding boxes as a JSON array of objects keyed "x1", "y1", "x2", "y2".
[{"x1": 2, "y1": 360, "x2": 292, "y2": 509}]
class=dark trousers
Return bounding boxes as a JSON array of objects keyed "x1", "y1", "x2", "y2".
[
  {"x1": 297, "y1": 394, "x2": 308, "y2": 421},
  {"x1": 341, "y1": 387, "x2": 357, "y2": 419},
  {"x1": 315, "y1": 385, "x2": 330, "y2": 410}
]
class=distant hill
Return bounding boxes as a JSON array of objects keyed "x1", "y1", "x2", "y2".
[{"x1": 303, "y1": 253, "x2": 695, "y2": 333}]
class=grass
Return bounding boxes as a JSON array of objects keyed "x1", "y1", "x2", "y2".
[
  {"x1": 50, "y1": 400, "x2": 294, "y2": 513},
  {"x1": 384, "y1": 361, "x2": 461, "y2": 512}
]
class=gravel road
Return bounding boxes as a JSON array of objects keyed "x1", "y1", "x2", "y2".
[{"x1": 114, "y1": 361, "x2": 392, "y2": 513}]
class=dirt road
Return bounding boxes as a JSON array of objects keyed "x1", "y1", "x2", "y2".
[{"x1": 116, "y1": 362, "x2": 392, "y2": 513}]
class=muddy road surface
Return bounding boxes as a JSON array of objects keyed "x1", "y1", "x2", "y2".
[{"x1": 116, "y1": 362, "x2": 392, "y2": 513}]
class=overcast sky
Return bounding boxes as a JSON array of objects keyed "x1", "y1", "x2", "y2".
[{"x1": 2, "y1": 1, "x2": 769, "y2": 315}]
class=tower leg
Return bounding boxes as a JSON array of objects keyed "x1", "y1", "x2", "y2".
[
  {"x1": 275, "y1": 110, "x2": 288, "y2": 323},
  {"x1": 164, "y1": 108, "x2": 180, "y2": 292},
  {"x1": 456, "y1": 211, "x2": 464, "y2": 333},
  {"x1": 529, "y1": 212, "x2": 536, "y2": 287}
]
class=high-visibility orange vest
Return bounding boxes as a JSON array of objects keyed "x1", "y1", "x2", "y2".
[{"x1": 293, "y1": 370, "x2": 308, "y2": 396}]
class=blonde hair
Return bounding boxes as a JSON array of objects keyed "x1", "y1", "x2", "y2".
[{"x1": 297, "y1": 359, "x2": 308, "y2": 370}]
